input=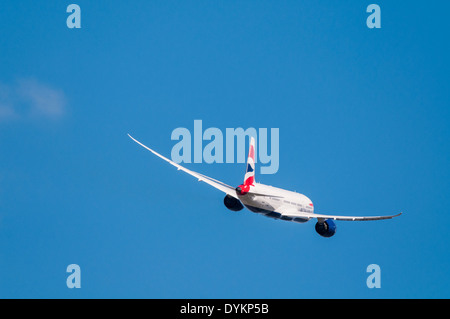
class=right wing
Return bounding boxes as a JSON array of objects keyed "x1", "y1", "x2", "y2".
[
  {"x1": 280, "y1": 209, "x2": 402, "y2": 222},
  {"x1": 307, "y1": 212, "x2": 402, "y2": 221},
  {"x1": 128, "y1": 134, "x2": 239, "y2": 199}
]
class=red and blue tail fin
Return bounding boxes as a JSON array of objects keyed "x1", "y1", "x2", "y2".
[{"x1": 243, "y1": 137, "x2": 256, "y2": 186}]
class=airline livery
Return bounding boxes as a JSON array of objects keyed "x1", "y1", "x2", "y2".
[{"x1": 128, "y1": 134, "x2": 401, "y2": 237}]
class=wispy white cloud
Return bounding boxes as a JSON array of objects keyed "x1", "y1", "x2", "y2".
[{"x1": 0, "y1": 78, "x2": 67, "y2": 122}]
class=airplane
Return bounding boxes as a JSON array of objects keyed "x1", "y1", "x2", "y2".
[{"x1": 128, "y1": 134, "x2": 401, "y2": 237}]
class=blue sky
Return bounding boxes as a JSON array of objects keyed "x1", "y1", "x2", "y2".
[{"x1": 0, "y1": 1, "x2": 449, "y2": 298}]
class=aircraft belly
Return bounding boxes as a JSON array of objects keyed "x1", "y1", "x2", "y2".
[
  {"x1": 238, "y1": 194, "x2": 311, "y2": 223},
  {"x1": 239, "y1": 196, "x2": 276, "y2": 216}
]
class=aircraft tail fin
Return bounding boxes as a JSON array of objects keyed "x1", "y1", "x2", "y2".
[{"x1": 243, "y1": 137, "x2": 256, "y2": 186}]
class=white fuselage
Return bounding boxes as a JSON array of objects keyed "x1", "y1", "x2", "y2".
[{"x1": 237, "y1": 183, "x2": 314, "y2": 223}]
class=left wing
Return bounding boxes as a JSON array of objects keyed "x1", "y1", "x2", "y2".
[{"x1": 128, "y1": 134, "x2": 239, "y2": 199}]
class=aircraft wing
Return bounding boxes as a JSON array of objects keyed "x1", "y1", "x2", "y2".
[
  {"x1": 128, "y1": 134, "x2": 238, "y2": 199},
  {"x1": 282, "y1": 210, "x2": 402, "y2": 222}
]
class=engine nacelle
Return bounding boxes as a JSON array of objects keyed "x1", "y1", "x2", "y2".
[
  {"x1": 315, "y1": 219, "x2": 337, "y2": 238},
  {"x1": 224, "y1": 195, "x2": 244, "y2": 211}
]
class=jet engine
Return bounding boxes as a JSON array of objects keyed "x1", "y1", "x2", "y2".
[
  {"x1": 224, "y1": 195, "x2": 244, "y2": 211},
  {"x1": 315, "y1": 219, "x2": 337, "y2": 238}
]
